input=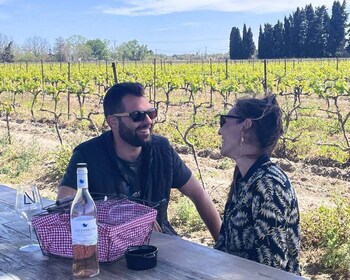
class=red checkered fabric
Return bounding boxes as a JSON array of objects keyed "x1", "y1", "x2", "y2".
[{"x1": 32, "y1": 199, "x2": 157, "y2": 262}]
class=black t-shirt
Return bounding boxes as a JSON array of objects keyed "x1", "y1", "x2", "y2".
[
  {"x1": 60, "y1": 131, "x2": 191, "y2": 234},
  {"x1": 115, "y1": 156, "x2": 142, "y2": 198}
]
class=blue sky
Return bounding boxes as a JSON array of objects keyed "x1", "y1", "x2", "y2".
[{"x1": 0, "y1": 0, "x2": 339, "y2": 55}]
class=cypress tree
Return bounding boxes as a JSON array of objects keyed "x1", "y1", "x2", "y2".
[
  {"x1": 258, "y1": 25, "x2": 265, "y2": 58},
  {"x1": 304, "y1": 4, "x2": 318, "y2": 57},
  {"x1": 250, "y1": 0, "x2": 349, "y2": 58},
  {"x1": 289, "y1": 14, "x2": 297, "y2": 57},
  {"x1": 292, "y1": 8, "x2": 307, "y2": 57},
  {"x1": 327, "y1": 0, "x2": 348, "y2": 56},
  {"x1": 229, "y1": 27, "x2": 242, "y2": 59},
  {"x1": 284, "y1": 17, "x2": 292, "y2": 58},
  {"x1": 241, "y1": 24, "x2": 248, "y2": 58},
  {"x1": 263, "y1": 24, "x2": 274, "y2": 58},
  {"x1": 315, "y1": 5, "x2": 330, "y2": 57},
  {"x1": 273, "y1": 21, "x2": 285, "y2": 58},
  {"x1": 242, "y1": 24, "x2": 256, "y2": 59},
  {"x1": 246, "y1": 27, "x2": 256, "y2": 58}
]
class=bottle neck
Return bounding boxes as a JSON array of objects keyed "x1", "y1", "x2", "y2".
[
  {"x1": 77, "y1": 183, "x2": 88, "y2": 190},
  {"x1": 77, "y1": 169, "x2": 88, "y2": 189}
]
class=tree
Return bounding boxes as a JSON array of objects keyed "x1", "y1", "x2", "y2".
[
  {"x1": 22, "y1": 36, "x2": 50, "y2": 60},
  {"x1": 291, "y1": 8, "x2": 307, "y2": 57},
  {"x1": 0, "y1": 33, "x2": 11, "y2": 54},
  {"x1": 229, "y1": 27, "x2": 242, "y2": 59},
  {"x1": 327, "y1": 0, "x2": 348, "y2": 56},
  {"x1": 1, "y1": 41, "x2": 14, "y2": 63},
  {"x1": 258, "y1": 25, "x2": 265, "y2": 58},
  {"x1": 242, "y1": 25, "x2": 255, "y2": 59},
  {"x1": 283, "y1": 17, "x2": 292, "y2": 58},
  {"x1": 304, "y1": 4, "x2": 318, "y2": 57},
  {"x1": 116, "y1": 40, "x2": 150, "y2": 61},
  {"x1": 258, "y1": 24, "x2": 274, "y2": 58},
  {"x1": 66, "y1": 35, "x2": 92, "y2": 61},
  {"x1": 346, "y1": 27, "x2": 350, "y2": 54},
  {"x1": 265, "y1": 24, "x2": 275, "y2": 58},
  {"x1": 53, "y1": 37, "x2": 69, "y2": 62},
  {"x1": 273, "y1": 21, "x2": 285, "y2": 58},
  {"x1": 314, "y1": 5, "x2": 330, "y2": 57},
  {"x1": 241, "y1": 25, "x2": 248, "y2": 58},
  {"x1": 86, "y1": 39, "x2": 109, "y2": 60}
]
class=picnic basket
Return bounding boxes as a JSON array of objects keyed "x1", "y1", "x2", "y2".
[{"x1": 32, "y1": 198, "x2": 157, "y2": 262}]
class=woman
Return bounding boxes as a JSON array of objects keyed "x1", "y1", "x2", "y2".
[{"x1": 214, "y1": 95, "x2": 300, "y2": 274}]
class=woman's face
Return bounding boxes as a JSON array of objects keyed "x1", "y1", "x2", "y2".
[{"x1": 218, "y1": 107, "x2": 243, "y2": 159}]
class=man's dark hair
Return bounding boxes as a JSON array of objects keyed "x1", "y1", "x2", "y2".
[{"x1": 103, "y1": 82, "x2": 145, "y2": 117}]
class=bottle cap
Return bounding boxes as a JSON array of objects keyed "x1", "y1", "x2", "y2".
[{"x1": 77, "y1": 163, "x2": 87, "y2": 168}]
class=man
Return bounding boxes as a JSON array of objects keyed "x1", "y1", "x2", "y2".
[{"x1": 57, "y1": 82, "x2": 221, "y2": 240}]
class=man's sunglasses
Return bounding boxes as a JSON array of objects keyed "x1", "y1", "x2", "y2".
[
  {"x1": 112, "y1": 108, "x2": 157, "y2": 122},
  {"x1": 220, "y1": 114, "x2": 242, "y2": 128}
]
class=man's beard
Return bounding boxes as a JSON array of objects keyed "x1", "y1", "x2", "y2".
[{"x1": 118, "y1": 119, "x2": 152, "y2": 147}]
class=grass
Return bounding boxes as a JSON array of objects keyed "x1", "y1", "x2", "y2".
[
  {"x1": 169, "y1": 195, "x2": 205, "y2": 231},
  {"x1": 0, "y1": 134, "x2": 42, "y2": 181},
  {"x1": 47, "y1": 144, "x2": 74, "y2": 182},
  {"x1": 301, "y1": 193, "x2": 350, "y2": 278},
  {"x1": 217, "y1": 158, "x2": 234, "y2": 170}
]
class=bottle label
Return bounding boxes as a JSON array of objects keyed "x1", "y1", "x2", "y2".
[
  {"x1": 71, "y1": 216, "x2": 98, "y2": 245},
  {"x1": 77, "y1": 174, "x2": 88, "y2": 189}
]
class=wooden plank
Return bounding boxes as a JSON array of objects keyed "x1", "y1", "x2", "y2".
[{"x1": 149, "y1": 232, "x2": 305, "y2": 280}]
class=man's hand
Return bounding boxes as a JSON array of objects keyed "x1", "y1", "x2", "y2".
[{"x1": 57, "y1": 185, "x2": 77, "y2": 200}]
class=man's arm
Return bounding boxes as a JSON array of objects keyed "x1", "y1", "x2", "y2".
[
  {"x1": 179, "y1": 174, "x2": 222, "y2": 242},
  {"x1": 57, "y1": 185, "x2": 77, "y2": 200}
]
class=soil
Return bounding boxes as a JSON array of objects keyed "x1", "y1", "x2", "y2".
[{"x1": 2, "y1": 118, "x2": 350, "y2": 279}]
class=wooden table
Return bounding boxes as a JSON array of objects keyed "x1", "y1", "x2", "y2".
[{"x1": 0, "y1": 185, "x2": 308, "y2": 279}]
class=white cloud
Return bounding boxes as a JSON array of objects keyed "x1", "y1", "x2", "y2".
[
  {"x1": 101, "y1": 0, "x2": 336, "y2": 16},
  {"x1": 181, "y1": 21, "x2": 202, "y2": 27},
  {"x1": 154, "y1": 21, "x2": 201, "y2": 32}
]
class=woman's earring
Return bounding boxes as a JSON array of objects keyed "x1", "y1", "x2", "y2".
[{"x1": 240, "y1": 132, "x2": 245, "y2": 148}]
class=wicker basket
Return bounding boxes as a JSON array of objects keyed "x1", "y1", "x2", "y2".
[{"x1": 32, "y1": 198, "x2": 157, "y2": 262}]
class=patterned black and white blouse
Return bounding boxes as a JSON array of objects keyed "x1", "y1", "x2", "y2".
[{"x1": 215, "y1": 155, "x2": 300, "y2": 274}]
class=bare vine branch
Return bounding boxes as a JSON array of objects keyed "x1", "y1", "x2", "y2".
[
  {"x1": 75, "y1": 111, "x2": 101, "y2": 136},
  {"x1": 40, "y1": 109, "x2": 68, "y2": 145},
  {"x1": 316, "y1": 142, "x2": 350, "y2": 152},
  {"x1": 172, "y1": 121, "x2": 206, "y2": 189}
]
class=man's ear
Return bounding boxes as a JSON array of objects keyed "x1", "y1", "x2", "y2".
[
  {"x1": 242, "y1": 119, "x2": 253, "y2": 130},
  {"x1": 106, "y1": 115, "x2": 117, "y2": 128}
]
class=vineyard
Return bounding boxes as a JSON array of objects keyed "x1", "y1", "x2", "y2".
[
  {"x1": 1, "y1": 58, "x2": 350, "y2": 279},
  {"x1": 1, "y1": 58, "x2": 350, "y2": 165}
]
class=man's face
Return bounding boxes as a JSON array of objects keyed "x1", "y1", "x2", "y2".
[{"x1": 116, "y1": 95, "x2": 154, "y2": 147}]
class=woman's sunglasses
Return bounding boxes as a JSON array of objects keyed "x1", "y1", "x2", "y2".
[
  {"x1": 220, "y1": 114, "x2": 242, "y2": 128},
  {"x1": 113, "y1": 108, "x2": 157, "y2": 122}
]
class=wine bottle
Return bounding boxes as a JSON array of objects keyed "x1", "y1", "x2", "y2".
[{"x1": 70, "y1": 163, "x2": 100, "y2": 277}]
